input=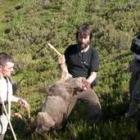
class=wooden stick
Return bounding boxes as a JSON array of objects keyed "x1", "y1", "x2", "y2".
[
  {"x1": 46, "y1": 43, "x2": 62, "y2": 56},
  {"x1": 46, "y1": 42, "x2": 72, "y2": 81},
  {"x1": 26, "y1": 106, "x2": 31, "y2": 119}
]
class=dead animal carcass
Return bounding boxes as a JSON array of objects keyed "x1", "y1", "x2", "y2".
[{"x1": 35, "y1": 77, "x2": 85, "y2": 135}]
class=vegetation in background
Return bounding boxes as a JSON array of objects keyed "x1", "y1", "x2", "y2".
[{"x1": 0, "y1": 0, "x2": 140, "y2": 139}]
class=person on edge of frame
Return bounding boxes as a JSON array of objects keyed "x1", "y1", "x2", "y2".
[
  {"x1": 0, "y1": 52, "x2": 29, "y2": 140},
  {"x1": 126, "y1": 33, "x2": 140, "y2": 117}
]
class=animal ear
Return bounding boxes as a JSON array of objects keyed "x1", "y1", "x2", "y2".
[
  {"x1": 65, "y1": 83, "x2": 76, "y2": 95},
  {"x1": 67, "y1": 86, "x2": 74, "y2": 95},
  {"x1": 67, "y1": 86, "x2": 78, "y2": 95},
  {"x1": 73, "y1": 87, "x2": 84, "y2": 94}
]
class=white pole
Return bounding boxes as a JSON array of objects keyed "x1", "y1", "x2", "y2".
[{"x1": 0, "y1": 100, "x2": 17, "y2": 140}]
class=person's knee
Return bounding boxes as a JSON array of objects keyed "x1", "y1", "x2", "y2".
[
  {"x1": 88, "y1": 103, "x2": 102, "y2": 123},
  {"x1": 132, "y1": 91, "x2": 140, "y2": 101},
  {"x1": 95, "y1": 105, "x2": 102, "y2": 119}
]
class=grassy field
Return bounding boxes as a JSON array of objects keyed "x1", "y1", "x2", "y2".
[{"x1": 0, "y1": 0, "x2": 140, "y2": 139}]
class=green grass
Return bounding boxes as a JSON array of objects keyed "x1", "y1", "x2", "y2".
[
  {"x1": 0, "y1": 0, "x2": 25, "y2": 38},
  {"x1": 1, "y1": 0, "x2": 140, "y2": 139}
]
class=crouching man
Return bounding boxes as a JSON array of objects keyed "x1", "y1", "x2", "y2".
[{"x1": 58, "y1": 23, "x2": 102, "y2": 124}]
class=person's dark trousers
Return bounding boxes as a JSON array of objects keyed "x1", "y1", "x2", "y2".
[
  {"x1": 65, "y1": 89, "x2": 102, "y2": 123},
  {"x1": 127, "y1": 72, "x2": 140, "y2": 116},
  {"x1": 129, "y1": 72, "x2": 140, "y2": 100}
]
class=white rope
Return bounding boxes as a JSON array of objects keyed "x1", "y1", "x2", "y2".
[{"x1": 0, "y1": 99, "x2": 17, "y2": 140}]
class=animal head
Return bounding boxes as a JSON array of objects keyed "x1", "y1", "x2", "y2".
[
  {"x1": 65, "y1": 77, "x2": 86, "y2": 93},
  {"x1": 35, "y1": 112, "x2": 55, "y2": 135}
]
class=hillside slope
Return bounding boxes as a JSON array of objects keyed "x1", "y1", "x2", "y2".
[{"x1": 0, "y1": 0, "x2": 140, "y2": 139}]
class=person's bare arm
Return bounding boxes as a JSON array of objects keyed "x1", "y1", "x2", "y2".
[
  {"x1": 58, "y1": 55, "x2": 72, "y2": 80},
  {"x1": 11, "y1": 95, "x2": 29, "y2": 109},
  {"x1": 87, "y1": 71, "x2": 97, "y2": 84}
]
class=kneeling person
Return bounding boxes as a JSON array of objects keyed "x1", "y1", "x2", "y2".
[{"x1": 58, "y1": 23, "x2": 102, "y2": 123}]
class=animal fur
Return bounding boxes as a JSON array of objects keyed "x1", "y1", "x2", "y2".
[{"x1": 35, "y1": 77, "x2": 85, "y2": 135}]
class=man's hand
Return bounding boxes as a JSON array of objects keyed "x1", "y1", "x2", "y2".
[
  {"x1": 81, "y1": 78, "x2": 91, "y2": 90},
  {"x1": 18, "y1": 99, "x2": 29, "y2": 109},
  {"x1": 58, "y1": 55, "x2": 65, "y2": 65},
  {"x1": 18, "y1": 99, "x2": 31, "y2": 119}
]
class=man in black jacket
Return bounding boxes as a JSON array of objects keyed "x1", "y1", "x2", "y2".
[{"x1": 58, "y1": 23, "x2": 102, "y2": 123}]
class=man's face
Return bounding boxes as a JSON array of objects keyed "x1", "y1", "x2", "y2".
[
  {"x1": 77, "y1": 34, "x2": 90, "y2": 50},
  {"x1": 0, "y1": 62, "x2": 14, "y2": 77}
]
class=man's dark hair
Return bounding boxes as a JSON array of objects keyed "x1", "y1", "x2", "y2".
[
  {"x1": 0, "y1": 52, "x2": 14, "y2": 66},
  {"x1": 76, "y1": 23, "x2": 93, "y2": 40},
  {"x1": 131, "y1": 34, "x2": 140, "y2": 54}
]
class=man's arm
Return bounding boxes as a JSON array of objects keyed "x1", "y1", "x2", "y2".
[
  {"x1": 11, "y1": 95, "x2": 31, "y2": 119},
  {"x1": 87, "y1": 71, "x2": 97, "y2": 84},
  {"x1": 58, "y1": 55, "x2": 72, "y2": 80},
  {"x1": 87, "y1": 49, "x2": 99, "y2": 86},
  {"x1": 11, "y1": 95, "x2": 29, "y2": 109}
]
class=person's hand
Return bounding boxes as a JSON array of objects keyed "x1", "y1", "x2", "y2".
[
  {"x1": 18, "y1": 98, "x2": 29, "y2": 109},
  {"x1": 58, "y1": 55, "x2": 65, "y2": 65},
  {"x1": 18, "y1": 98, "x2": 31, "y2": 119},
  {"x1": 81, "y1": 78, "x2": 91, "y2": 90}
]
